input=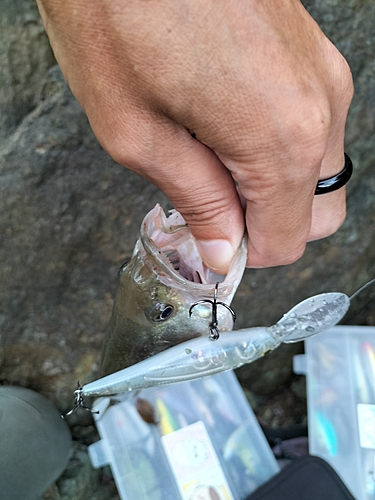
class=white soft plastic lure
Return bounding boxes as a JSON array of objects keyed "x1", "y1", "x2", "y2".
[{"x1": 78, "y1": 291, "x2": 349, "y2": 399}]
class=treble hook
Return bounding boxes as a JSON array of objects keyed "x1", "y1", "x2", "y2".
[
  {"x1": 61, "y1": 382, "x2": 99, "y2": 418},
  {"x1": 189, "y1": 282, "x2": 236, "y2": 341}
]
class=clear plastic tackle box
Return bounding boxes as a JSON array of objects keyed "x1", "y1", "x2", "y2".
[
  {"x1": 88, "y1": 370, "x2": 279, "y2": 500},
  {"x1": 294, "y1": 325, "x2": 375, "y2": 500}
]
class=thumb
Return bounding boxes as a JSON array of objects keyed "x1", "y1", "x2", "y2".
[{"x1": 133, "y1": 124, "x2": 245, "y2": 273}]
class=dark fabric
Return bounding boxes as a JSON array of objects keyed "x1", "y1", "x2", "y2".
[{"x1": 245, "y1": 456, "x2": 356, "y2": 500}]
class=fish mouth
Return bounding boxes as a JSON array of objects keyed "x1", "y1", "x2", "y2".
[{"x1": 139, "y1": 204, "x2": 247, "y2": 303}]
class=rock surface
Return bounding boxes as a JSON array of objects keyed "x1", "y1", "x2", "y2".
[
  {"x1": 1, "y1": 1, "x2": 375, "y2": 498},
  {"x1": 0, "y1": 0, "x2": 55, "y2": 140}
]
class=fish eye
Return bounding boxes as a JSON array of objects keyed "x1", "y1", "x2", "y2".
[{"x1": 150, "y1": 303, "x2": 175, "y2": 322}]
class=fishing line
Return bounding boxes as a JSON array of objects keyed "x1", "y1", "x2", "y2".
[{"x1": 349, "y1": 278, "x2": 375, "y2": 301}]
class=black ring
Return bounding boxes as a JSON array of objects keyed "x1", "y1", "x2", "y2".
[{"x1": 314, "y1": 153, "x2": 353, "y2": 195}]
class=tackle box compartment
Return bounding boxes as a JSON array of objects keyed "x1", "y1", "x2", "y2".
[
  {"x1": 88, "y1": 370, "x2": 279, "y2": 500},
  {"x1": 294, "y1": 325, "x2": 375, "y2": 500}
]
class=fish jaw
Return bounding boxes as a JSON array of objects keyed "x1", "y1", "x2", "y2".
[
  {"x1": 100, "y1": 204, "x2": 247, "y2": 376},
  {"x1": 140, "y1": 204, "x2": 247, "y2": 307}
]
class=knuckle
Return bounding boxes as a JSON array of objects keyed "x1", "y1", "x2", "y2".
[
  {"x1": 319, "y1": 37, "x2": 354, "y2": 104},
  {"x1": 310, "y1": 196, "x2": 347, "y2": 240},
  {"x1": 281, "y1": 243, "x2": 307, "y2": 265},
  {"x1": 102, "y1": 132, "x2": 146, "y2": 171},
  {"x1": 285, "y1": 101, "x2": 331, "y2": 162},
  {"x1": 89, "y1": 108, "x2": 155, "y2": 172},
  {"x1": 331, "y1": 52, "x2": 354, "y2": 105},
  {"x1": 323, "y1": 216, "x2": 345, "y2": 238}
]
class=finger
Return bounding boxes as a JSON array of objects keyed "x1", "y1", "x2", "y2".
[
  {"x1": 239, "y1": 148, "x2": 348, "y2": 268},
  {"x1": 241, "y1": 147, "x2": 348, "y2": 268},
  {"x1": 309, "y1": 151, "x2": 347, "y2": 242},
  {"x1": 238, "y1": 72, "x2": 352, "y2": 268},
  {"x1": 309, "y1": 81, "x2": 353, "y2": 241},
  {"x1": 149, "y1": 128, "x2": 245, "y2": 273},
  {"x1": 241, "y1": 162, "x2": 317, "y2": 268},
  {"x1": 104, "y1": 115, "x2": 246, "y2": 274}
]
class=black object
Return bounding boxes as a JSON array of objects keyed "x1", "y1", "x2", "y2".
[
  {"x1": 315, "y1": 153, "x2": 353, "y2": 195},
  {"x1": 245, "y1": 455, "x2": 356, "y2": 500},
  {"x1": 262, "y1": 423, "x2": 308, "y2": 447}
]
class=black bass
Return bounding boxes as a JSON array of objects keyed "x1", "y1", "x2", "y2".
[{"x1": 100, "y1": 204, "x2": 247, "y2": 376}]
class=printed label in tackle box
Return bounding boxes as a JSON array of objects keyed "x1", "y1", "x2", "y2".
[{"x1": 161, "y1": 420, "x2": 234, "y2": 500}]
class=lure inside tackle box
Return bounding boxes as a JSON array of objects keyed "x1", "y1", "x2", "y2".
[
  {"x1": 88, "y1": 370, "x2": 279, "y2": 500},
  {"x1": 294, "y1": 325, "x2": 375, "y2": 500}
]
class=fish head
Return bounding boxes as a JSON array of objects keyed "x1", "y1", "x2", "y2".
[{"x1": 100, "y1": 204, "x2": 247, "y2": 376}]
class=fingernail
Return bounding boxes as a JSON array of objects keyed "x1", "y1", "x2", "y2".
[{"x1": 196, "y1": 239, "x2": 235, "y2": 273}]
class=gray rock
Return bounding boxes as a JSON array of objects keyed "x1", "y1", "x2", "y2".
[
  {"x1": 56, "y1": 444, "x2": 100, "y2": 500},
  {"x1": 0, "y1": 66, "x2": 171, "y2": 411},
  {"x1": 0, "y1": 0, "x2": 55, "y2": 140}
]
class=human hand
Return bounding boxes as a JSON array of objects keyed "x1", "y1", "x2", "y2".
[{"x1": 36, "y1": 0, "x2": 353, "y2": 272}]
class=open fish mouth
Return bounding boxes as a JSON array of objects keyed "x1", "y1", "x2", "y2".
[{"x1": 139, "y1": 204, "x2": 247, "y2": 301}]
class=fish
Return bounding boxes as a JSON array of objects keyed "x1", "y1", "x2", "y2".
[{"x1": 100, "y1": 204, "x2": 247, "y2": 376}]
